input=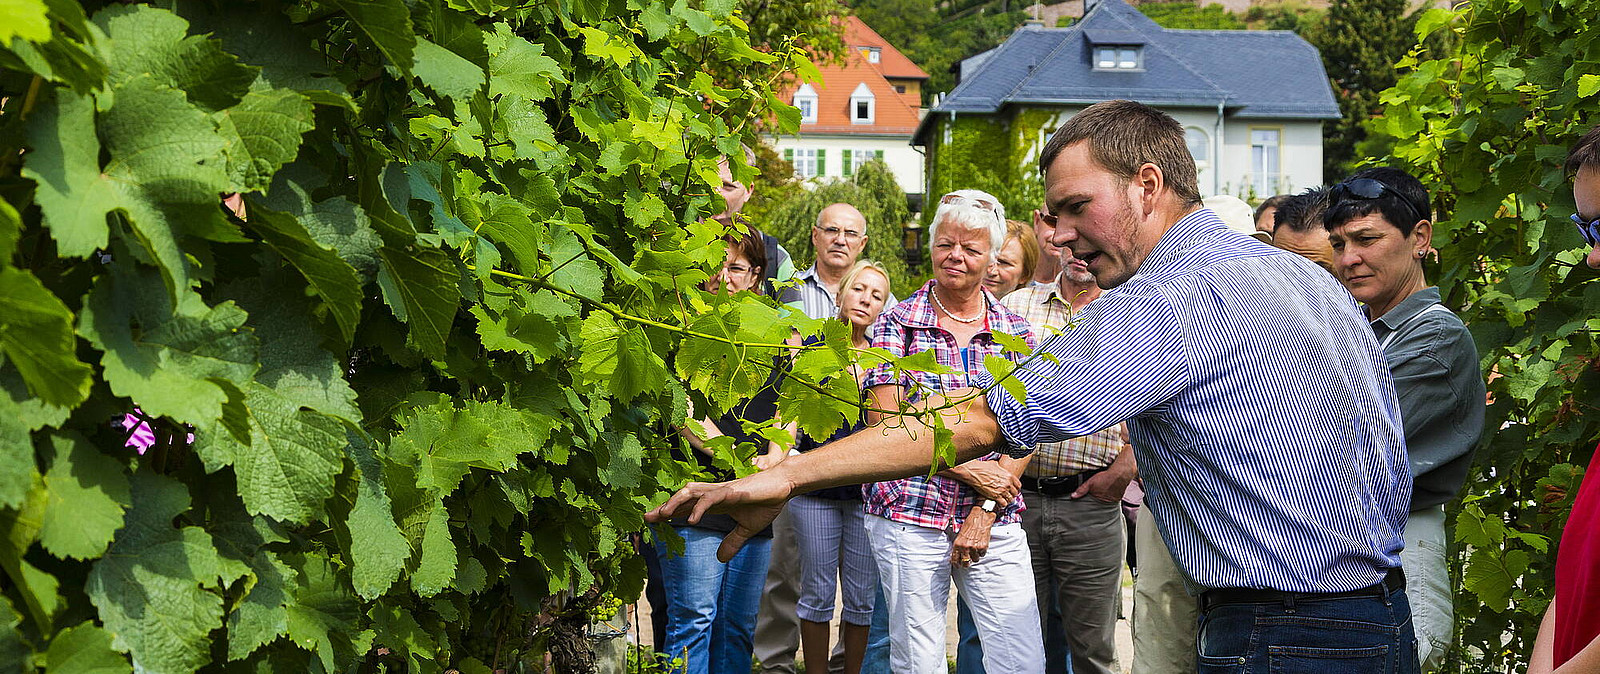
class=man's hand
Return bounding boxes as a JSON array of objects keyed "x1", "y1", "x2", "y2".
[
  {"x1": 951, "y1": 507, "x2": 995, "y2": 567},
  {"x1": 1071, "y1": 447, "x2": 1135, "y2": 503},
  {"x1": 753, "y1": 450, "x2": 785, "y2": 472},
  {"x1": 647, "y1": 468, "x2": 795, "y2": 562},
  {"x1": 944, "y1": 460, "x2": 1020, "y2": 504}
]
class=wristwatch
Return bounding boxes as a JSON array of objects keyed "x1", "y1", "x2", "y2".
[{"x1": 979, "y1": 499, "x2": 997, "y2": 513}]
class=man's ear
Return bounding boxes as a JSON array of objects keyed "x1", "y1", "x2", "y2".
[
  {"x1": 1136, "y1": 162, "x2": 1165, "y2": 214},
  {"x1": 1411, "y1": 220, "x2": 1433, "y2": 255}
]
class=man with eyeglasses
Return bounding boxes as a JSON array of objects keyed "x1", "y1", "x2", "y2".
[
  {"x1": 650, "y1": 100, "x2": 1417, "y2": 673},
  {"x1": 779, "y1": 203, "x2": 897, "y2": 320}
]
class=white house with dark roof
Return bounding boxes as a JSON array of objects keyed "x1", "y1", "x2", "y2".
[{"x1": 914, "y1": 0, "x2": 1340, "y2": 201}]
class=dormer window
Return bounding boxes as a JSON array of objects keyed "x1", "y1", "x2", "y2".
[
  {"x1": 849, "y1": 82, "x2": 875, "y2": 124},
  {"x1": 793, "y1": 83, "x2": 818, "y2": 124},
  {"x1": 1094, "y1": 45, "x2": 1140, "y2": 70},
  {"x1": 866, "y1": 47, "x2": 882, "y2": 63}
]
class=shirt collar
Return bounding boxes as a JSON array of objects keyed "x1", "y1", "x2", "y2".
[
  {"x1": 797, "y1": 266, "x2": 820, "y2": 281},
  {"x1": 1371, "y1": 286, "x2": 1442, "y2": 330},
  {"x1": 1135, "y1": 208, "x2": 1229, "y2": 277},
  {"x1": 902, "y1": 278, "x2": 1002, "y2": 329}
]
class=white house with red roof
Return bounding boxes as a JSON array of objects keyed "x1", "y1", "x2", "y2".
[{"x1": 769, "y1": 17, "x2": 928, "y2": 199}]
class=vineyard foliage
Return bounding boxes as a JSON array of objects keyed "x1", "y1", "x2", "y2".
[
  {"x1": 0, "y1": 0, "x2": 982, "y2": 670},
  {"x1": 1372, "y1": 0, "x2": 1599, "y2": 670}
]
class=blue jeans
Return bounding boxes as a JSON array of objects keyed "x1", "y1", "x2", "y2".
[
  {"x1": 654, "y1": 526, "x2": 773, "y2": 674},
  {"x1": 1196, "y1": 582, "x2": 1419, "y2": 674},
  {"x1": 859, "y1": 583, "x2": 891, "y2": 674}
]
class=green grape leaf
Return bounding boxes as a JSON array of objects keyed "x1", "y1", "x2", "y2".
[
  {"x1": 0, "y1": 596, "x2": 28, "y2": 674},
  {"x1": 93, "y1": 4, "x2": 257, "y2": 111},
  {"x1": 602, "y1": 431, "x2": 644, "y2": 489},
  {"x1": 1581, "y1": 74, "x2": 1600, "y2": 98},
  {"x1": 369, "y1": 604, "x2": 438, "y2": 662},
  {"x1": 45, "y1": 621, "x2": 131, "y2": 674},
  {"x1": 327, "y1": 0, "x2": 416, "y2": 73},
  {"x1": 777, "y1": 372, "x2": 857, "y2": 442},
  {"x1": 78, "y1": 266, "x2": 258, "y2": 429},
  {"x1": 487, "y1": 29, "x2": 564, "y2": 101},
  {"x1": 194, "y1": 277, "x2": 358, "y2": 523},
  {"x1": 413, "y1": 37, "x2": 485, "y2": 102},
  {"x1": 342, "y1": 432, "x2": 409, "y2": 600},
  {"x1": 0, "y1": 266, "x2": 91, "y2": 408},
  {"x1": 546, "y1": 224, "x2": 606, "y2": 301},
  {"x1": 0, "y1": 475, "x2": 63, "y2": 630},
  {"x1": 577, "y1": 311, "x2": 667, "y2": 402},
  {"x1": 39, "y1": 432, "x2": 130, "y2": 561},
  {"x1": 22, "y1": 88, "x2": 119, "y2": 257},
  {"x1": 983, "y1": 355, "x2": 1026, "y2": 407},
  {"x1": 0, "y1": 363, "x2": 71, "y2": 435},
  {"x1": 389, "y1": 400, "x2": 534, "y2": 494},
  {"x1": 410, "y1": 495, "x2": 456, "y2": 597},
  {"x1": 0, "y1": 0, "x2": 50, "y2": 44},
  {"x1": 376, "y1": 244, "x2": 460, "y2": 361},
  {"x1": 639, "y1": 2, "x2": 675, "y2": 41},
  {"x1": 282, "y1": 551, "x2": 360, "y2": 672},
  {"x1": 215, "y1": 85, "x2": 315, "y2": 192},
  {"x1": 243, "y1": 201, "x2": 364, "y2": 345},
  {"x1": 86, "y1": 471, "x2": 229, "y2": 674},
  {"x1": 184, "y1": 3, "x2": 352, "y2": 107},
  {"x1": 1463, "y1": 547, "x2": 1528, "y2": 613},
  {"x1": 470, "y1": 287, "x2": 576, "y2": 363},
  {"x1": 226, "y1": 550, "x2": 292, "y2": 661},
  {"x1": 99, "y1": 74, "x2": 231, "y2": 205}
]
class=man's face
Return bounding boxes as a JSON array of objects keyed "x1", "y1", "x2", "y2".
[
  {"x1": 1033, "y1": 206, "x2": 1063, "y2": 261},
  {"x1": 811, "y1": 206, "x2": 868, "y2": 271},
  {"x1": 1577, "y1": 165, "x2": 1600, "y2": 269},
  {"x1": 1274, "y1": 226, "x2": 1337, "y2": 276},
  {"x1": 1058, "y1": 246, "x2": 1095, "y2": 285},
  {"x1": 714, "y1": 159, "x2": 752, "y2": 224},
  {"x1": 1044, "y1": 142, "x2": 1148, "y2": 289}
]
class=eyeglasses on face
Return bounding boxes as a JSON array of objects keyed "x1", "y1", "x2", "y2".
[
  {"x1": 814, "y1": 225, "x2": 864, "y2": 242},
  {"x1": 1572, "y1": 213, "x2": 1600, "y2": 247},
  {"x1": 1329, "y1": 178, "x2": 1426, "y2": 226},
  {"x1": 722, "y1": 262, "x2": 755, "y2": 276}
]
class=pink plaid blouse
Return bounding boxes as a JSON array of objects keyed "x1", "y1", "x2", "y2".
[{"x1": 859, "y1": 279, "x2": 1038, "y2": 530}]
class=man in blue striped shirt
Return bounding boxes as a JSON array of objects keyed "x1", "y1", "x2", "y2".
[{"x1": 650, "y1": 100, "x2": 1417, "y2": 673}]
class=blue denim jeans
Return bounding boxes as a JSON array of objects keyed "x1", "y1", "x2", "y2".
[
  {"x1": 1196, "y1": 582, "x2": 1419, "y2": 674},
  {"x1": 654, "y1": 526, "x2": 774, "y2": 674},
  {"x1": 859, "y1": 582, "x2": 892, "y2": 674}
]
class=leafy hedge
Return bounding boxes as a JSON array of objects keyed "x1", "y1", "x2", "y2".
[
  {"x1": 1373, "y1": 1, "x2": 1600, "y2": 670},
  {"x1": 0, "y1": 0, "x2": 925, "y2": 670}
]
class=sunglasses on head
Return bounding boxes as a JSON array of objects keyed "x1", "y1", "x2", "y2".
[
  {"x1": 1329, "y1": 178, "x2": 1426, "y2": 226},
  {"x1": 942, "y1": 193, "x2": 1002, "y2": 219},
  {"x1": 1572, "y1": 213, "x2": 1600, "y2": 247}
]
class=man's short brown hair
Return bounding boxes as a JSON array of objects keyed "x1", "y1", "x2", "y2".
[
  {"x1": 1566, "y1": 124, "x2": 1600, "y2": 175},
  {"x1": 1039, "y1": 100, "x2": 1203, "y2": 207}
]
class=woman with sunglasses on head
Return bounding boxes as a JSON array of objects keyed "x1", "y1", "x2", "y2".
[
  {"x1": 657, "y1": 227, "x2": 794, "y2": 674},
  {"x1": 1323, "y1": 167, "x2": 1486, "y2": 673},
  {"x1": 858, "y1": 189, "x2": 1044, "y2": 673}
]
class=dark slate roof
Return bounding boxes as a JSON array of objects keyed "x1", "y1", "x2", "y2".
[{"x1": 915, "y1": 0, "x2": 1339, "y2": 143}]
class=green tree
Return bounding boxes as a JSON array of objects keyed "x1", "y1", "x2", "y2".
[
  {"x1": 1311, "y1": 0, "x2": 1416, "y2": 182},
  {"x1": 1371, "y1": 2, "x2": 1600, "y2": 671},
  {"x1": 752, "y1": 160, "x2": 921, "y2": 295},
  {"x1": 1138, "y1": 2, "x2": 1246, "y2": 30},
  {"x1": 853, "y1": 0, "x2": 1027, "y2": 98}
]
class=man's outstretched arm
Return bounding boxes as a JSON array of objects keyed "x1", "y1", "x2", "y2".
[{"x1": 646, "y1": 388, "x2": 1009, "y2": 562}]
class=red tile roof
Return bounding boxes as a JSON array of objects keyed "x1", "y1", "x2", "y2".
[
  {"x1": 776, "y1": 17, "x2": 926, "y2": 136},
  {"x1": 843, "y1": 16, "x2": 929, "y2": 81}
]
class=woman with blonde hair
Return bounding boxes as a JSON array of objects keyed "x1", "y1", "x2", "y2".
[{"x1": 983, "y1": 219, "x2": 1041, "y2": 300}]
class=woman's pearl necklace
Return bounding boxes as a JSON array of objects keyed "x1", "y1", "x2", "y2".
[{"x1": 932, "y1": 286, "x2": 983, "y2": 323}]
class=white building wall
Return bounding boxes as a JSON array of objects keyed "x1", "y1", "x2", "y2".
[
  {"x1": 768, "y1": 134, "x2": 926, "y2": 195},
  {"x1": 1010, "y1": 107, "x2": 1324, "y2": 205}
]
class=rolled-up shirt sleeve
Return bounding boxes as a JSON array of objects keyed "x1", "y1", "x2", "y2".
[{"x1": 985, "y1": 290, "x2": 1191, "y2": 457}]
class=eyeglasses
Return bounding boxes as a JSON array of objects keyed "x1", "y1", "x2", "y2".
[
  {"x1": 1328, "y1": 178, "x2": 1426, "y2": 226},
  {"x1": 722, "y1": 263, "x2": 755, "y2": 276},
  {"x1": 1572, "y1": 213, "x2": 1600, "y2": 247},
  {"x1": 942, "y1": 193, "x2": 1002, "y2": 222},
  {"x1": 814, "y1": 225, "x2": 864, "y2": 242}
]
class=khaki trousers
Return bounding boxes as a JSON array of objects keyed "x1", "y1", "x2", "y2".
[{"x1": 1130, "y1": 506, "x2": 1197, "y2": 674}]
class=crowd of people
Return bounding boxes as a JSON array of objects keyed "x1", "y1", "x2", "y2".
[{"x1": 641, "y1": 101, "x2": 1600, "y2": 674}]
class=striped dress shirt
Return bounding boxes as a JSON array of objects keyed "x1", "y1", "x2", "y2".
[
  {"x1": 999, "y1": 282, "x2": 1125, "y2": 477},
  {"x1": 985, "y1": 209, "x2": 1411, "y2": 593}
]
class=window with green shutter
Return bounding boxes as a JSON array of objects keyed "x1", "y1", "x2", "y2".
[
  {"x1": 816, "y1": 148, "x2": 826, "y2": 176},
  {"x1": 842, "y1": 149, "x2": 853, "y2": 177},
  {"x1": 875, "y1": 149, "x2": 884, "y2": 160}
]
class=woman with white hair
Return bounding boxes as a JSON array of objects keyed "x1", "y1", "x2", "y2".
[{"x1": 859, "y1": 189, "x2": 1045, "y2": 673}]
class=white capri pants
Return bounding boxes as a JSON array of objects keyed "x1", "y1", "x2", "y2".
[
  {"x1": 790, "y1": 494, "x2": 878, "y2": 625},
  {"x1": 864, "y1": 515, "x2": 1044, "y2": 674}
]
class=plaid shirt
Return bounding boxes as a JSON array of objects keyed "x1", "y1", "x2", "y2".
[
  {"x1": 1000, "y1": 281, "x2": 1127, "y2": 477},
  {"x1": 860, "y1": 279, "x2": 1037, "y2": 530}
]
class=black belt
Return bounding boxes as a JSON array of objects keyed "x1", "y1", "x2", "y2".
[
  {"x1": 1021, "y1": 468, "x2": 1106, "y2": 497},
  {"x1": 1198, "y1": 568, "x2": 1407, "y2": 612}
]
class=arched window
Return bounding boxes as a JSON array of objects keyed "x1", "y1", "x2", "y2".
[{"x1": 1185, "y1": 127, "x2": 1209, "y2": 165}]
